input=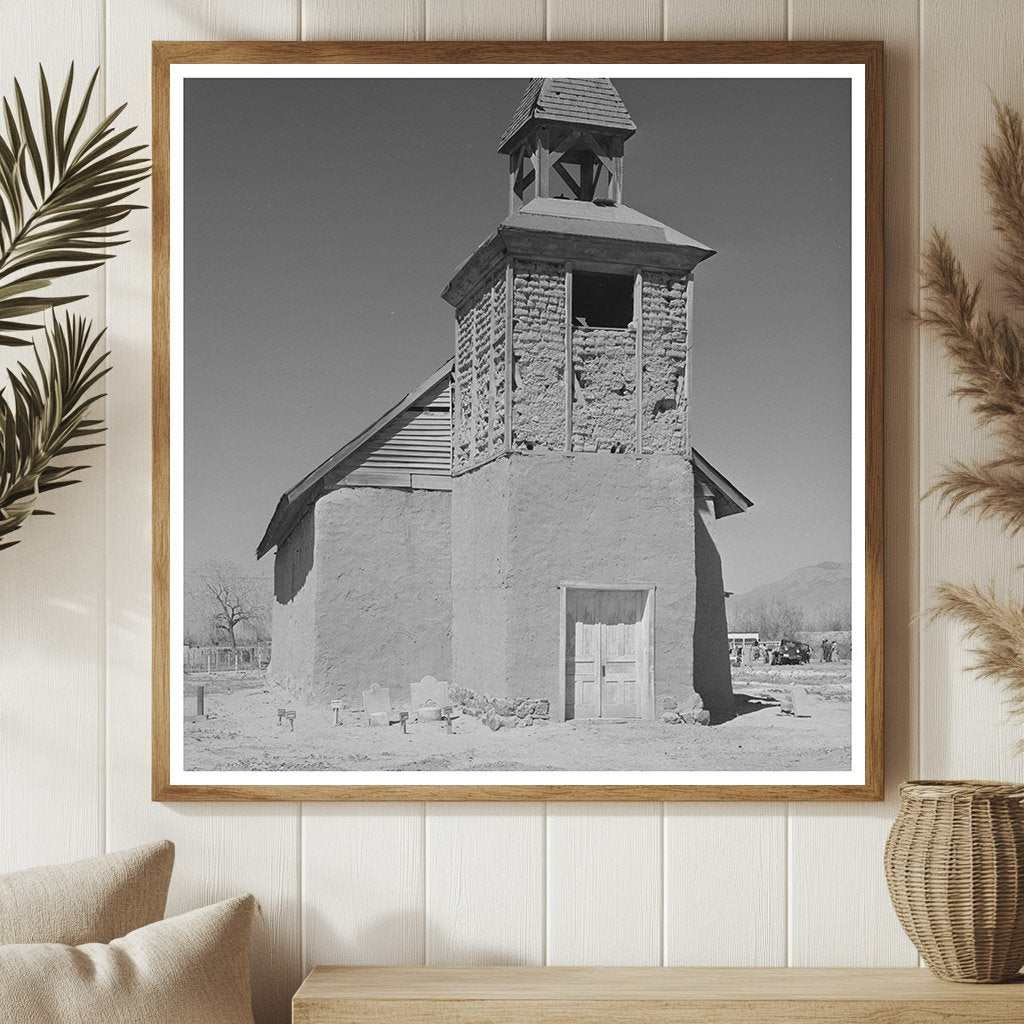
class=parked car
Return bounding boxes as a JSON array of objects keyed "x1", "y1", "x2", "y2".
[{"x1": 770, "y1": 639, "x2": 811, "y2": 665}]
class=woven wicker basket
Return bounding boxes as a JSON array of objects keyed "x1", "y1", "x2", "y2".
[{"x1": 885, "y1": 780, "x2": 1024, "y2": 982}]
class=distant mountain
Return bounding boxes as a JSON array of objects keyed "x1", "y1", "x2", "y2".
[{"x1": 726, "y1": 561, "x2": 852, "y2": 628}]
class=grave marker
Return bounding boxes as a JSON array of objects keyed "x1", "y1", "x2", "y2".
[
  {"x1": 411, "y1": 675, "x2": 450, "y2": 720},
  {"x1": 185, "y1": 684, "x2": 207, "y2": 722},
  {"x1": 791, "y1": 684, "x2": 812, "y2": 717},
  {"x1": 362, "y1": 683, "x2": 392, "y2": 726}
]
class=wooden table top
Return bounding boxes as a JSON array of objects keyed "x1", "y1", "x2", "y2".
[{"x1": 294, "y1": 965, "x2": 1024, "y2": 1002}]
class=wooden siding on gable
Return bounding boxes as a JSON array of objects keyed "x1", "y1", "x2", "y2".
[{"x1": 330, "y1": 379, "x2": 453, "y2": 488}]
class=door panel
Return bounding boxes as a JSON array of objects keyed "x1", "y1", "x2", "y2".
[
  {"x1": 567, "y1": 589, "x2": 601, "y2": 719},
  {"x1": 600, "y1": 590, "x2": 641, "y2": 719}
]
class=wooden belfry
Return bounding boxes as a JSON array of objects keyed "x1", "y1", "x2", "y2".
[{"x1": 500, "y1": 78, "x2": 637, "y2": 214}]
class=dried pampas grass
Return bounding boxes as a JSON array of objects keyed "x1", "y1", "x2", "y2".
[{"x1": 921, "y1": 99, "x2": 1024, "y2": 730}]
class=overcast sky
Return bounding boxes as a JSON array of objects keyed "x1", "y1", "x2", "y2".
[{"x1": 183, "y1": 75, "x2": 852, "y2": 595}]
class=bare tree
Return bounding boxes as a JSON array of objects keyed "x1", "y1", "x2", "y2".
[
  {"x1": 732, "y1": 596, "x2": 805, "y2": 640},
  {"x1": 808, "y1": 600, "x2": 852, "y2": 631},
  {"x1": 192, "y1": 560, "x2": 269, "y2": 648}
]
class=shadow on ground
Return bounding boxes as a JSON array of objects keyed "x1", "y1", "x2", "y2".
[{"x1": 728, "y1": 692, "x2": 781, "y2": 720}]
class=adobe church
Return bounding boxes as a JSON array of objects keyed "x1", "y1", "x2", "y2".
[{"x1": 257, "y1": 78, "x2": 751, "y2": 723}]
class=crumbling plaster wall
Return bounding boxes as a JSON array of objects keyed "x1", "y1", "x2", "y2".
[
  {"x1": 309, "y1": 486, "x2": 452, "y2": 703},
  {"x1": 450, "y1": 452, "x2": 716, "y2": 719},
  {"x1": 454, "y1": 273, "x2": 506, "y2": 472},
  {"x1": 507, "y1": 260, "x2": 691, "y2": 457},
  {"x1": 450, "y1": 458, "x2": 511, "y2": 697},
  {"x1": 507, "y1": 453, "x2": 701, "y2": 717},
  {"x1": 692, "y1": 480, "x2": 736, "y2": 719},
  {"x1": 641, "y1": 271, "x2": 690, "y2": 454},
  {"x1": 269, "y1": 508, "x2": 317, "y2": 695}
]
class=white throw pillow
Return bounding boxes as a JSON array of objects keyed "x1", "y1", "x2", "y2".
[
  {"x1": 0, "y1": 894, "x2": 257, "y2": 1024},
  {"x1": 0, "y1": 840, "x2": 174, "y2": 945}
]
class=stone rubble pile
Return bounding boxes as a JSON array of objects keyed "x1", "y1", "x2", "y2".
[
  {"x1": 657, "y1": 690, "x2": 710, "y2": 726},
  {"x1": 448, "y1": 683, "x2": 551, "y2": 730}
]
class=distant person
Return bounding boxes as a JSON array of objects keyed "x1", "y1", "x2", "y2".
[
  {"x1": 821, "y1": 639, "x2": 829, "y2": 662},
  {"x1": 827, "y1": 639, "x2": 837, "y2": 662}
]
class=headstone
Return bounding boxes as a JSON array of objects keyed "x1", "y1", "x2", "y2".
[
  {"x1": 185, "y1": 684, "x2": 207, "y2": 722},
  {"x1": 411, "y1": 676, "x2": 450, "y2": 719},
  {"x1": 791, "y1": 684, "x2": 812, "y2": 717},
  {"x1": 362, "y1": 683, "x2": 392, "y2": 726}
]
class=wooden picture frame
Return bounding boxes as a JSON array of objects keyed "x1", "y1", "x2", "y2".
[{"x1": 153, "y1": 41, "x2": 883, "y2": 801}]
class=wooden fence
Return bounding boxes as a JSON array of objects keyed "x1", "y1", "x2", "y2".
[{"x1": 183, "y1": 643, "x2": 270, "y2": 675}]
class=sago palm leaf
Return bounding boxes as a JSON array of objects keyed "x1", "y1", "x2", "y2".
[
  {"x1": 0, "y1": 64, "x2": 148, "y2": 346},
  {"x1": 0, "y1": 313, "x2": 109, "y2": 550}
]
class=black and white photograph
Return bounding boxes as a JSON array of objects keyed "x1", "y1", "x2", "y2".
[{"x1": 163, "y1": 58, "x2": 876, "y2": 796}]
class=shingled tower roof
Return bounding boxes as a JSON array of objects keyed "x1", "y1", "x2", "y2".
[{"x1": 499, "y1": 78, "x2": 637, "y2": 153}]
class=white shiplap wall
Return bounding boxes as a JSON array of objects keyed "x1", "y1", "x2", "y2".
[{"x1": 2, "y1": 2, "x2": 1021, "y2": 1022}]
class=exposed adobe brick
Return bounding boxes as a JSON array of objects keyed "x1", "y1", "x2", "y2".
[
  {"x1": 641, "y1": 271, "x2": 689, "y2": 454},
  {"x1": 511, "y1": 259, "x2": 566, "y2": 450},
  {"x1": 571, "y1": 326, "x2": 636, "y2": 452}
]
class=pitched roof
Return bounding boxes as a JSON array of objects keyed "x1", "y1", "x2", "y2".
[
  {"x1": 499, "y1": 78, "x2": 637, "y2": 152},
  {"x1": 442, "y1": 198, "x2": 715, "y2": 308},
  {"x1": 256, "y1": 359, "x2": 454, "y2": 558},
  {"x1": 507, "y1": 198, "x2": 713, "y2": 252},
  {"x1": 692, "y1": 449, "x2": 754, "y2": 519}
]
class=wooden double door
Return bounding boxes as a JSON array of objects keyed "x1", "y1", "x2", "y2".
[{"x1": 565, "y1": 588, "x2": 648, "y2": 720}]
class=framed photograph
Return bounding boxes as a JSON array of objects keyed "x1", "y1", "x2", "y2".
[{"x1": 153, "y1": 41, "x2": 883, "y2": 801}]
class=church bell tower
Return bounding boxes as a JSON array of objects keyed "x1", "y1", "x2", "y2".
[{"x1": 442, "y1": 78, "x2": 733, "y2": 722}]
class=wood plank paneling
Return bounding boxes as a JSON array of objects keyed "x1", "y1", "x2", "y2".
[
  {"x1": 426, "y1": 0, "x2": 544, "y2": 40},
  {"x1": 14, "y1": 2, "x2": 1024, "y2": 1017},
  {"x1": 664, "y1": 0, "x2": 786, "y2": 39},
  {"x1": 787, "y1": 0, "x2": 921, "y2": 969},
  {"x1": 303, "y1": 804, "x2": 426, "y2": 970},
  {"x1": 339, "y1": 408, "x2": 453, "y2": 478},
  {"x1": 659, "y1": 1, "x2": 788, "y2": 971},
  {"x1": 300, "y1": 0, "x2": 432, "y2": 998},
  {"x1": 0, "y1": 0, "x2": 106, "y2": 875},
  {"x1": 546, "y1": 1, "x2": 663, "y2": 41},
  {"x1": 303, "y1": 0, "x2": 425, "y2": 40},
  {"x1": 918, "y1": 0, "x2": 1024, "y2": 779},
  {"x1": 424, "y1": 803, "x2": 545, "y2": 965},
  {"x1": 664, "y1": 805, "x2": 786, "y2": 966},
  {"x1": 546, "y1": 803, "x2": 661, "y2": 965},
  {"x1": 103, "y1": 5, "x2": 302, "y2": 1023}
]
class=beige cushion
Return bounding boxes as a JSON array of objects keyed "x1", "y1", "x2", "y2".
[
  {"x1": 0, "y1": 894, "x2": 256, "y2": 1024},
  {"x1": 0, "y1": 840, "x2": 174, "y2": 945}
]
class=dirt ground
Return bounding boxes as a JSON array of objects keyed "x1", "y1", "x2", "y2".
[{"x1": 183, "y1": 662, "x2": 852, "y2": 773}]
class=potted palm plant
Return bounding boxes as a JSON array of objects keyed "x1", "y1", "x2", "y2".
[{"x1": 0, "y1": 65, "x2": 149, "y2": 550}]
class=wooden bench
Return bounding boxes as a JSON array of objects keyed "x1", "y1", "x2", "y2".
[{"x1": 292, "y1": 965, "x2": 1024, "y2": 1023}]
